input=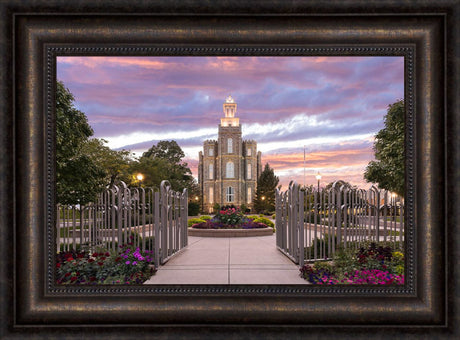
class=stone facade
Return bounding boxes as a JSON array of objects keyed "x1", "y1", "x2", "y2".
[{"x1": 198, "y1": 96, "x2": 262, "y2": 213}]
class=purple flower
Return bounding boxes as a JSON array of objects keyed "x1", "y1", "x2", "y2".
[
  {"x1": 125, "y1": 261, "x2": 131, "y2": 265},
  {"x1": 132, "y1": 261, "x2": 137, "y2": 265}
]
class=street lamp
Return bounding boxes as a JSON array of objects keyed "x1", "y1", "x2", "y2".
[{"x1": 315, "y1": 172, "x2": 321, "y2": 192}]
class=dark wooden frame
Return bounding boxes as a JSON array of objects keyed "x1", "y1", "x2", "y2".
[{"x1": 1, "y1": 1, "x2": 458, "y2": 338}]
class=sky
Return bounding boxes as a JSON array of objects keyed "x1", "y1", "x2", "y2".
[{"x1": 57, "y1": 56, "x2": 404, "y2": 190}]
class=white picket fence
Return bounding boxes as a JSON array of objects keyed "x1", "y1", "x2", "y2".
[
  {"x1": 56, "y1": 180, "x2": 188, "y2": 266},
  {"x1": 275, "y1": 181, "x2": 404, "y2": 265}
]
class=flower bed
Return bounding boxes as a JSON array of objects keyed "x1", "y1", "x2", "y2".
[
  {"x1": 191, "y1": 220, "x2": 267, "y2": 229},
  {"x1": 190, "y1": 206, "x2": 270, "y2": 230},
  {"x1": 299, "y1": 242, "x2": 404, "y2": 285},
  {"x1": 189, "y1": 206, "x2": 274, "y2": 237},
  {"x1": 188, "y1": 226, "x2": 273, "y2": 237},
  {"x1": 56, "y1": 235, "x2": 156, "y2": 285}
]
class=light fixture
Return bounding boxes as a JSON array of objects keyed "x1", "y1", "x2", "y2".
[{"x1": 315, "y1": 172, "x2": 322, "y2": 181}]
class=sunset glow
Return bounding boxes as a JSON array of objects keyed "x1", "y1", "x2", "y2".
[{"x1": 57, "y1": 56, "x2": 404, "y2": 189}]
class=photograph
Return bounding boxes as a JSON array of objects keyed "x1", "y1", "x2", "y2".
[{"x1": 55, "y1": 56, "x2": 406, "y2": 286}]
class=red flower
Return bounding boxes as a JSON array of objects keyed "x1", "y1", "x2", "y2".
[
  {"x1": 92, "y1": 252, "x2": 98, "y2": 257},
  {"x1": 100, "y1": 257, "x2": 106, "y2": 261},
  {"x1": 89, "y1": 277, "x2": 97, "y2": 281},
  {"x1": 97, "y1": 262, "x2": 104, "y2": 266},
  {"x1": 66, "y1": 257, "x2": 74, "y2": 262},
  {"x1": 70, "y1": 276, "x2": 77, "y2": 282},
  {"x1": 56, "y1": 263, "x2": 61, "y2": 268},
  {"x1": 88, "y1": 259, "x2": 95, "y2": 263},
  {"x1": 77, "y1": 253, "x2": 84, "y2": 258},
  {"x1": 65, "y1": 272, "x2": 71, "y2": 277},
  {"x1": 105, "y1": 252, "x2": 110, "y2": 256}
]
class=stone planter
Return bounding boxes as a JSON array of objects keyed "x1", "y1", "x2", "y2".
[{"x1": 188, "y1": 227, "x2": 274, "y2": 237}]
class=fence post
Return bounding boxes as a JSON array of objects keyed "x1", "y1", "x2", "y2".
[
  {"x1": 298, "y1": 186, "x2": 305, "y2": 265},
  {"x1": 342, "y1": 187, "x2": 348, "y2": 249},
  {"x1": 182, "y1": 188, "x2": 188, "y2": 249},
  {"x1": 275, "y1": 188, "x2": 281, "y2": 249},
  {"x1": 154, "y1": 190, "x2": 160, "y2": 267}
]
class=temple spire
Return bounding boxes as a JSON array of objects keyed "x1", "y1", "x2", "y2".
[{"x1": 221, "y1": 95, "x2": 239, "y2": 126}]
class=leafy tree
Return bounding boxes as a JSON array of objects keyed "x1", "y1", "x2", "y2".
[
  {"x1": 364, "y1": 100, "x2": 404, "y2": 196},
  {"x1": 56, "y1": 81, "x2": 106, "y2": 205},
  {"x1": 253, "y1": 163, "x2": 279, "y2": 213},
  {"x1": 143, "y1": 140, "x2": 184, "y2": 163},
  {"x1": 82, "y1": 138, "x2": 133, "y2": 188},
  {"x1": 128, "y1": 157, "x2": 170, "y2": 188},
  {"x1": 140, "y1": 140, "x2": 198, "y2": 195}
]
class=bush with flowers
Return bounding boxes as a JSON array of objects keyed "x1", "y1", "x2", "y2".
[
  {"x1": 56, "y1": 235, "x2": 156, "y2": 285},
  {"x1": 191, "y1": 205, "x2": 269, "y2": 230},
  {"x1": 215, "y1": 206, "x2": 246, "y2": 225},
  {"x1": 299, "y1": 242, "x2": 405, "y2": 285}
]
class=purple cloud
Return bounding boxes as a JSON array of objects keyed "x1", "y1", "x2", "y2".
[{"x1": 57, "y1": 56, "x2": 404, "y2": 188}]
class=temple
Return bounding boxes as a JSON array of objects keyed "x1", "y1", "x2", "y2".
[{"x1": 198, "y1": 96, "x2": 262, "y2": 213}]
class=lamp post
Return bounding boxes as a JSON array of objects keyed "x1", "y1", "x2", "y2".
[
  {"x1": 261, "y1": 195, "x2": 266, "y2": 212},
  {"x1": 315, "y1": 172, "x2": 321, "y2": 192}
]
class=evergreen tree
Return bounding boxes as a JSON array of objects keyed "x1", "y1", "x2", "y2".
[{"x1": 253, "y1": 163, "x2": 279, "y2": 213}]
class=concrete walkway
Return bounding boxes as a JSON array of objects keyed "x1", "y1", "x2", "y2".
[{"x1": 144, "y1": 234, "x2": 309, "y2": 285}]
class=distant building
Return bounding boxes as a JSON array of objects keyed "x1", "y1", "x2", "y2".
[{"x1": 198, "y1": 96, "x2": 262, "y2": 213}]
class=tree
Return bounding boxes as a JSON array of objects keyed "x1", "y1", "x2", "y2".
[
  {"x1": 82, "y1": 138, "x2": 133, "y2": 188},
  {"x1": 140, "y1": 140, "x2": 197, "y2": 194},
  {"x1": 253, "y1": 163, "x2": 279, "y2": 213},
  {"x1": 128, "y1": 157, "x2": 170, "y2": 188},
  {"x1": 143, "y1": 140, "x2": 185, "y2": 163},
  {"x1": 56, "y1": 81, "x2": 106, "y2": 205},
  {"x1": 364, "y1": 100, "x2": 404, "y2": 196}
]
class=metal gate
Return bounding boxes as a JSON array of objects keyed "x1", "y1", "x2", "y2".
[
  {"x1": 56, "y1": 180, "x2": 188, "y2": 266},
  {"x1": 276, "y1": 181, "x2": 404, "y2": 265}
]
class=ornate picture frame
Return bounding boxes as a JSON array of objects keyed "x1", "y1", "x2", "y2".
[{"x1": 1, "y1": 1, "x2": 458, "y2": 338}]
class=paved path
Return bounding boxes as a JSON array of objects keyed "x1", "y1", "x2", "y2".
[{"x1": 144, "y1": 234, "x2": 309, "y2": 285}]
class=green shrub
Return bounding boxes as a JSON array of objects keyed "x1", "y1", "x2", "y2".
[
  {"x1": 200, "y1": 215, "x2": 212, "y2": 221},
  {"x1": 313, "y1": 261, "x2": 335, "y2": 274},
  {"x1": 272, "y1": 213, "x2": 276, "y2": 219},
  {"x1": 305, "y1": 234, "x2": 338, "y2": 259},
  {"x1": 188, "y1": 218, "x2": 205, "y2": 227},
  {"x1": 246, "y1": 215, "x2": 259, "y2": 221},
  {"x1": 188, "y1": 201, "x2": 200, "y2": 216},
  {"x1": 212, "y1": 203, "x2": 220, "y2": 214},
  {"x1": 330, "y1": 247, "x2": 357, "y2": 279},
  {"x1": 253, "y1": 217, "x2": 274, "y2": 229}
]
